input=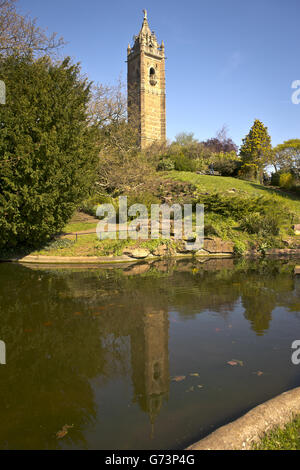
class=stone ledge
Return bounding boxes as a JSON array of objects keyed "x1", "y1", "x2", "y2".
[
  {"x1": 0, "y1": 252, "x2": 234, "y2": 265},
  {"x1": 6, "y1": 254, "x2": 135, "y2": 264},
  {"x1": 1, "y1": 246, "x2": 300, "y2": 265},
  {"x1": 265, "y1": 248, "x2": 300, "y2": 255},
  {"x1": 187, "y1": 387, "x2": 300, "y2": 450}
]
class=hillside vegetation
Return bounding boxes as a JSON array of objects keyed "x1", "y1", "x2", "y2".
[
  {"x1": 165, "y1": 171, "x2": 300, "y2": 255},
  {"x1": 168, "y1": 172, "x2": 300, "y2": 217}
]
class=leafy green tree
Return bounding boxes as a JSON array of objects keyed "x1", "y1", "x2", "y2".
[
  {"x1": 272, "y1": 139, "x2": 300, "y2": 175},
  {"x1": 169, "y1": 133, "x2": 204, "y2": 161},
  {"x1": 240, "y1": 119, "x2": 272, "y2": 182},
  {"x1": 174, "y1": 132, "x2": 197, "y2": 146},
  {"x1": 0, "y1": 55, "x2": 98, "y2": 249}
]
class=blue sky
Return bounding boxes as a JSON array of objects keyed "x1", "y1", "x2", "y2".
[{"x1": 19, "y1": 0, "x2": 300, "y2": 147}]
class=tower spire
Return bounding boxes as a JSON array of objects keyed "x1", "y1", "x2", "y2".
[{"x1": 139, "y1": 9, "x2": 151, "y2": 38}]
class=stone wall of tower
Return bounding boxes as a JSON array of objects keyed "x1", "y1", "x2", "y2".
[
  {"x1": 127, "y1": 55, "x2": 141, "y2": 143},
  {"x1": 127, "y1": 13, "x2": 166, "y2": 149},
  {"x1": 140, "y1": 52, "x2": 166, "y2": 149}
]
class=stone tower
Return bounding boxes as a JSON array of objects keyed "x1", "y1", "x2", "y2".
[{"x1": 127, "y1": 10, "x2": 166, "y2": 149}]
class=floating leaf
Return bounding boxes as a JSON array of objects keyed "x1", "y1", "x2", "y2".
[
  {"x1": 172, "y1": 376, "x2": 186, "y2": 382},
  {"x1": 56, "y1": 430, "x2": 68, "y2": 439},
  {"x1": 197, "y1": 385, "x2": 204, "y2": 389},
  {"x1": 56, "y1": 424, "x2": 74, "y2": 439},
  {"x1": 228, "y1": 359, "x2": 243, "y2": 367},
  {"x1": 190, "y1": 373, "x2": 200, "y2": 377},
  {"x1": 186, "y1": 386, "x2": 195, "y2": 393},
  {"x1": 255, "y1": 371, "x2": 264, "y2": 376},
  {"x1": 215, "y1": 328, "x2": 221, "y2": 332},
  {"x1": 232, "y1": 359, "x2": 244, "y2": 366}
]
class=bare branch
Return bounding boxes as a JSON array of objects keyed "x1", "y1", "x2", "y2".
[{"x1": 0, "y1": 0, "x2": 64, "y2": 57}]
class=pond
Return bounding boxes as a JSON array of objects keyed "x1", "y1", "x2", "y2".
[{"x1": 0, "y1": 257, "x2": 299, "y2": 450}]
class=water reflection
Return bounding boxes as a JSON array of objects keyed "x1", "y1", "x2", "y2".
[
  {"x1": 0, "y1": 257, "x2": 299, "y2": 449},
  {"x1": 131, "y1": 308, "x2": 169, "y2": 434}
]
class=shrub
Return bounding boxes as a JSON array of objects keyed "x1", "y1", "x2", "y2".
[
  {"x1": 79, "y1": 194, "x2": 117, "y2": 217},
  {"x1": 238, "y1": 163, "x2": 259, "y2": 182},
  {"x1": 195, "y1": 192, "x2": 292, "y2": 229},
  {"x1": 204, "y1": 223, "x2": 220, "y2": 237},
  {"x1": 272, "y1": 170, "x2": 299, "y2": 194},
  {"x1": 212, "y1": 152, "x2": 242, "y2": 176},
  {"x1": 127, "y1": 191, "x2": 160, "y2": 214},
  {"x1": 234, "y1": 240, "x2": 247, "y2": 255},
  {"x1": 239, "y1": 213, "x2": 263, "y2": 234},
  {"x1": 157, "y1": 157, "x2": 175, "y2": 171},
  {"x1": 240, "y1": 212, "x2": 281, "y2": 236},
  {"x1": 291, "y1": 184, "x2": 300, "y2": 196},
  {"x1": 194, "y1": 158, "x2": 209, "y2": 173},
  {"x1": 171, "y1": 154, "x2": 196, "y2": 172},
  {"x1": 279, "y1": 172, "x2": 294, "y2": 189},
  {"x1": 271, "y1": 172, "x2": 281, "y2": 186},
  {"x1": 44, "y1": 238, "x2": 75, "y2": 251}
]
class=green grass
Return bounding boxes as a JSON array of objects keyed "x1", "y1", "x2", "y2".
[
  {"x1": 32, "y1": 234, "x2": 178, "y2": 257},
  {"x1": 62, "y1": 221, "x2": 98, "y2": 233},
  {"x1": 165, "y1": 171, "x2": 300, "y2": 253},
  {"x1": 168, "y1": 172, "x2": 300, "y2": 218},
  {"x1": 4, "y1": 173, "x2": 299, "y2": 259},
  {"x1": 253, "y1": 415, "x2": 300, "y2": 450}
]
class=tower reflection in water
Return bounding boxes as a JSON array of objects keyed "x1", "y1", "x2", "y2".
[
  {"x1": 130, "y1": 308, "x2": 169, "y2": 435},
  {"x1": 1, "y1": 258, "x2": 299, "y2": 449}
]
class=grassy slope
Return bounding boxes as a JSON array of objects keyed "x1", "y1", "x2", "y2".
[
  {"x1": 33, "y1": 235, "x2": 175, "y2": 257},
  {"x1": 168, "y1": 172, "x2": 300, "y2": 217},
  {"x1": 253, "y1": 415, "x2": 300, "y2": 450},
  {"x1": 63, "y1": 221, "x2": 98, "y2": 233},
  {"x1": 8, "y1": 172, "x2": 299, "y2": 258}
]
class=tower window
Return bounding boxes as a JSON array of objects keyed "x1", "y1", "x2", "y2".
[{"x1": 149, "y1": 67, "x2": 157, "y2": 86}]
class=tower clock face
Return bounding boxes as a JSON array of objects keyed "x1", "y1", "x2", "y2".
[{"x1": 149, "y1": 67, "x2": 157, "y2": 86}]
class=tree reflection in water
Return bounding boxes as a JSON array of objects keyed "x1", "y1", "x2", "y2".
[{"x1": 0, "y1": 257, "x2": 299, "y2": 449}]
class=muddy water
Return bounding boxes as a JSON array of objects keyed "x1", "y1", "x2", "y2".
[{"x1": 0, "y1": 257, "x2": 299, "y2": 449}]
